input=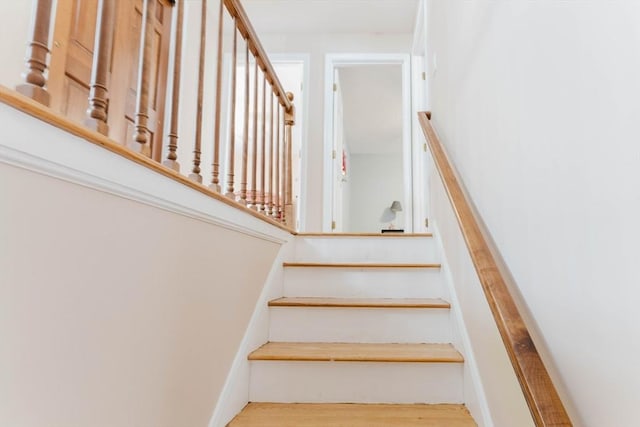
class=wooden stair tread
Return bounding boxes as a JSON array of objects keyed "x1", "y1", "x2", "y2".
[
  {"x1": 269, "y1": 297, "x2": 450, "y2": 309},
  {"x1": 283, "y1": 262, "x2": 441, "y2": 268},
  {"x1": 296, "y1": 232, "x2": 433, "y2": 238},
  {"x1": 228, "y1": 403, "x2": 476, "y2": 427},
  {"x1": 248, "y1": 342, "x2": 464, "y2": 363}
]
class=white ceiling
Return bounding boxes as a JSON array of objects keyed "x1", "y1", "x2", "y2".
[
  {"x1": 339, "y1": 64, "x2": 403, "y2": 154},
  {"x1": 242, "y1": 0, "x2": 420, "y2": 34}
]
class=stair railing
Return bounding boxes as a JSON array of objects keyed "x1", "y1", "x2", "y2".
[
  {"x1": 418, "y1": 111, "x2": 572, "y2": 426},
  {"x1": 4, "y1": 0, "x2": 296, "y2": 230}
]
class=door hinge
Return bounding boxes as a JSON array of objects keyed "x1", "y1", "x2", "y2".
[
  {"x1": 423, "y1": 142, "x2": 427, "y2": 152},
  {"x1": 332, "y1": 149, "x2": 337, "y2": 159},
  {"x1": 422, "y1": 71, "x2": 426, "y2": 81},
  {"x1": 331, "y1": 220, "x2": 336, "y2": 230},
  {"x1": 333, "y1": 83, "x2": 337, "y2": 92},
  {"x1": 425, "y1": 218, "x2": 429, "y2": 228}
]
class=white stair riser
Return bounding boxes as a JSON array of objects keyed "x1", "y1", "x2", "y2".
[
  {"x1": 249, "y1": 361, "x2": 463, "y2": 404},
  {"x1": 284, "y1": 268, "x2": 446, "y2": 299},
  {"x1": 269, "y1": 307, "x2": 452, "y2": 343},
  {"x1": 294, "y1": 237, "x2": 438, "y2": 263}
]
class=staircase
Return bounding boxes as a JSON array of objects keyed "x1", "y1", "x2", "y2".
[{"x1": 227, "y1": 234, "x2": 477, "y2": 426}]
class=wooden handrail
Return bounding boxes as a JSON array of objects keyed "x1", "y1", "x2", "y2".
[
  {"x1": 223, "y1": 0, "x2": 292, "y2": 111},
  {"x1": 418, "y1": 112, "x2": 572, "y2": 427}
]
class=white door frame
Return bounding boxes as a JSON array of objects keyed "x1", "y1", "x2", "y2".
[
  {"x1": 322, "y1": 53, "x2": 413, "y2": 232},
  {"x1": 410, "y1": 0, "x2": 430, "y2": 232}
]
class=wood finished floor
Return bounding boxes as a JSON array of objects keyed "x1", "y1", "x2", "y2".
[
  {"x1": 268, "y1": 297, "x2": 451, "y2": 309},
  {"x1": 248, "y1": 342, "x2": 464, "y2": 363},
  {"x1": 227, "y1": 403, "x2": 477, "y2": 426}
]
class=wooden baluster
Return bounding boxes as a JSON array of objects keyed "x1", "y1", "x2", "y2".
[
  {"x1": 259, "y1": 76, "x2": 267, "y2": 213},
  {"x1": 225, "y1": 25, "x2": 238, "y2": 199},
  {"x1": 189, "y1": 0, "x2": 207, "y2": 183},
  {"x1": 240, "y1": 44, "x2": 249, "y2": 205},
  {"x1": 282, "y1": 102, "x2": 287, "y2": 222},
  {"x1": 210, "y1": 0, "x2": 224, "y2": 191},
  {"x1": 163, "y1": 0, "x2": 185, "y2": 172},
  {"x1": 16, "y1": 0, "x2": 53, "y2": 106},
  {"x1": 284, "y1": 92, "x2": 296, "y2": 227},
  {"x1": 275, "y1": 102, "x2": 282, "y2": 220},
  {"x1": 267, "y1": 92, "x2": 275, "y2": 217},
  {"x1": 248, "y1": 60, "x2": 259, "y2": 209},
  {"x1": 85, "y1": 0, "x2": 116, "y2": 135},
  {"x1": 133, "y1": 0, "x2": 157, "y2": 157}
]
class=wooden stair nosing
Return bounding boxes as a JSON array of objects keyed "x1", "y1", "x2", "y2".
[
  {"x1": 268, "y1": 297, "x2": 450, "y2": 309},
  {"x1": 228, "y1": 403, "x2": 477, "y2": 427},
  {"x1": 248, "y1": 342, "x2": 464, "y2": 363},
  {"x1": 283, "y1": 262, "x2": 441, "y2": 269}
]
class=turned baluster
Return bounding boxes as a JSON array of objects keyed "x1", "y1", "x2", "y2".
[
  {"x1": 189, "y1": 0, "x2": 207, "y2": 183},
  {"x1": 274, "y1": 102, "x2": 281, "y2": 219},
  {"x1": 85, "y1": 0, "x2": 116, "y2": 135},
  {"x1": 133, "y1": 0, "x2": 157, "y2": 157},
  {"x1": 283, "y1": 92, "x2": 296, "y2": 227},
  {"x1": 282, "y1": 102, "x2": 287, "y2": 221},
  {"x1": 248, "y1": 60, "x2": 259, "y2": 209},
  {"x1": 210, "y1": 0, "x2": 225, "y2": 191},
  {"x1": 240, "y1": 44, "x2": 250, "y2": 205},
  {"x1": 163, "y1": 0, "x2": 185, "y2": 172},
  {"x1": 267, "y1": 92, "x2": 275, "y2": 217},
  {"x1": 225, "y1": 25, "x2": 238, "y2": 199},
  {"x1": 16, "y1": 0, "x2": 53, "y2": 106},
  {"x1": 259, "y1": 76, "x2": 267, "y2": 213}
]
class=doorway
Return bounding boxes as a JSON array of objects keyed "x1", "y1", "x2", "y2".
[{"x1": 323, "y1": 54, "x2": 412, "y2": 233}]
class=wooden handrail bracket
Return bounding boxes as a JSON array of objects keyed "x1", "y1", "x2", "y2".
[{"x1": 418, "y1": 112, "x2": 572, "y2": 426}]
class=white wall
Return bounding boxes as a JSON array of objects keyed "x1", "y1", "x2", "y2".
[
  {"x1": 426, "y1": 1, "x2": 640, "y2": 425},
  {"x1": 429, "y1": 156, "x2": 534, "y2": 427},
  {"x1": 0, "y1": 101, "x2": 292, "y2": 426},
  {"x1": 258, "y1": 33, "x2": 413, "y2": 231},
  {"x1": 349, "y1": 153, "x2": 404, "y2": 232}
]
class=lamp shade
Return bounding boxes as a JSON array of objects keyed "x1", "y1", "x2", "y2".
[{"x1": 390, "y1": 200, "x2": 403, "y2": 212}]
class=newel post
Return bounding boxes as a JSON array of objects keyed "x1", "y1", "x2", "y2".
[
  {"x1": 16, "y1": 0, "x2": 53, "y2": 106},
  {"x1": 283, "y1": 92, "x2": 295, "y2": 228},
  {"x1": 85, "y1": 0, "x2": 116, "y2": 135}
]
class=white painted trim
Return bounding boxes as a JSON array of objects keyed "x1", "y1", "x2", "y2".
[
  {"x1": 430, "y1": 221, "x2": 494, "y2": 427},
  {"x1": 411, "y1": 0, "x2": 426, "y2": 55},
  {"x1": 410, "y1": 0, "x2": 429, "y2": 232},
  {"x1": 422, "y1": 0, "x2": 431, "y2": 110},
  {"x1": 208, "y1": 240, "x2": 294, "y2": 427},
  {"x1": 269, "y1": 53, "x2": 311, "y2": 232},
  {"x1": 411, "y1": 54, "x2": 428, "y2": 232},
  {"x1": 322, "y1": 53, "x2": 414, "y2": 233},
  {"x1": 0, "y1": 103, "x2": 291, "y2": 244},
  {"x1": 400, "y1": 54, "x2": 414, "y2": 233},
  {"x1": 322, "y1": 57, "x2": 336, "y2": 232}
]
